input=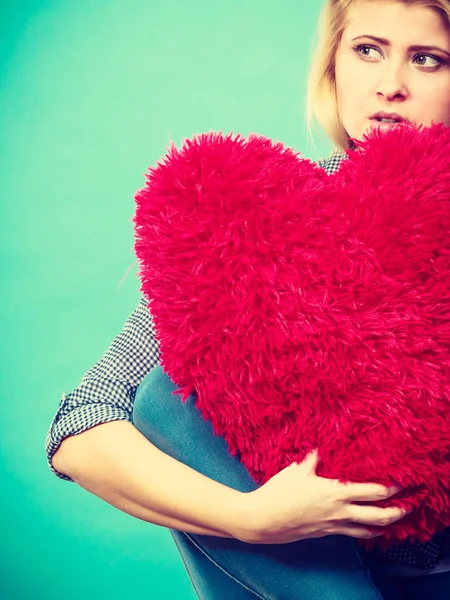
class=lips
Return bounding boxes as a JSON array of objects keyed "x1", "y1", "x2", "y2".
[{"x1": 370, "y1": 112, "x2": 408, "y2": 123}]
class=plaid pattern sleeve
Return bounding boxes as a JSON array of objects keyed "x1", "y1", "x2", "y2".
[
  {"x1": 45, "y1": 296, "x2": 161, "y2": 482},
  {"x1": 45, "y1": 149, "x2": 449, "y2": 571}
]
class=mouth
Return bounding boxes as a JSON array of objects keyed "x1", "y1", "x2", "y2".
[
  {"x1": 369, "y1": 113, "x2": 409, "y2": 124},
  {"x1": 373, "y1": 118, "x2": 402, "y2": 123}
]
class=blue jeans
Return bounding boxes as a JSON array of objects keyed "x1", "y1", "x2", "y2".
[{"x1": 133, "y1": 366, "x2": 449, "y2": 600}]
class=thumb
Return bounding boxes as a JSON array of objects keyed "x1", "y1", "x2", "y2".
[{"x1": 299, "y1": 448, "x2": 320, "y2": 474}]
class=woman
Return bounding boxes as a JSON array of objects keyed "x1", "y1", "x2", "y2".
[{"x1": 46, "y1": 1, "x2": 450, "y2": 598}]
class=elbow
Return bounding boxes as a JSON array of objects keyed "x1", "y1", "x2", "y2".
[{"x1": 52, "y1": 439, "x2": 73, "y2": 477}]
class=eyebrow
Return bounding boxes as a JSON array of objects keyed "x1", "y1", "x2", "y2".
[{"x1": 351, "y1": 35, "x2": 450, "y2": 58}]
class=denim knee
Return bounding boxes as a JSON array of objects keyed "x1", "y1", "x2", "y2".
[
  {"x1": 133, "y1": 365, "x2": 178, "y2": 425},
  {"x1": 132, "y1": 365, "x2": 257, "y2": 493}
]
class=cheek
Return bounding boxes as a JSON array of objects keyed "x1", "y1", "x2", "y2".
[
  {"x1": 335, "y1": 55, "x2": 355, "y2": 113},
  {"x1": 418, "y1": 79, "x2": 450, "y2": 126},
  {"x1": 438, "y1": 81, "x2": 450, "y2": 125},
  {"x1": 336, "y1": 57, "x2": 369, "y2": 112}
]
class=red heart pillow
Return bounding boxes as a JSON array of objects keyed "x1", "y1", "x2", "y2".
[{"x1": 133, "y1": 124, "x2": 450, "y2": 548}]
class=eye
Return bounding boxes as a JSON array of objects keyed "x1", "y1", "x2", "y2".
[
  {"x1": 352, "y1": 44, "x2": 383, "y2": 60},
  {"x1": 413, "y1": 53, "x2": 445, "y2": 70}
]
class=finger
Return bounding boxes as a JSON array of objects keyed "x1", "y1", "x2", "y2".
[
  {"x1": 341, "y1": 482, "x2": 403, "y2": 502},
  {"x1": 346, "y1": 505, "x2": 410, "y2": 527},
  {"x1": 296, "y1": 449, "x2": 320, "y2": 473},
  {"x1": 334, "y1": 524, "x2": 385, "y2": 540}
]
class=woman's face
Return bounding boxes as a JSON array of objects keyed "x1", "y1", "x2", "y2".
[{"x1": 334, "y1": 0, "x2": 450, "y2": 143}]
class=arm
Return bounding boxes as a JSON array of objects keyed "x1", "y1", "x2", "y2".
[
  {"x1": 54, "y1": 422, "x2": 408, "y2": 544},
  {"x1": 48, "y1": 296, "x2": 406, "y2": 544},
  {"x1": 47, "y1": 296, "x2": 252, "y2": 539},
  {"x1": 53, "y1": 420, "x2": 251, "y2": 539}
]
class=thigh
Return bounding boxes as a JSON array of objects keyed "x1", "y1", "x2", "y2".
[
  {"x1": 172, "y1": 530, "x2": 263, "y2": 600},
  {"x1": 133, "y1": 366, "x2": 390, "y2": 600},
  {"x1": 184, "y1": 531, "x2": 395, "y2": 600}
]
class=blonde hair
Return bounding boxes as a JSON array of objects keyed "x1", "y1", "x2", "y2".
[{"x1": 306, "y1": 0, "x2": 450, "y2": 150}]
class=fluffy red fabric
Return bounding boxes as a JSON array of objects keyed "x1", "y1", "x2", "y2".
[{"x1": 133, "y1": 123, "x2": 450, "y2": 548}]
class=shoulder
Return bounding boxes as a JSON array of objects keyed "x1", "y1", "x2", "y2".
[{"x1": 315, "y1": 149, "x2": 348, "y2": 175}]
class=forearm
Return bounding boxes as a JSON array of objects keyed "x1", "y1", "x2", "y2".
[{"x1": 52, "y1": 420, "x2": 252, "y2": 539}]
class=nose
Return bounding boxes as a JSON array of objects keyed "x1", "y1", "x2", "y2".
[{"x1": 376, "y1": 63, "x2": 409, "y2": 101}]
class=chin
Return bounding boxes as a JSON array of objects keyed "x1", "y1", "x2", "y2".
[{"x1": 346, "y1": 128, "x2": 367, "y2": 143}]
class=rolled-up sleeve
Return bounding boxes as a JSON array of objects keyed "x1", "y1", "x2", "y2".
[{"x1": 45, "y1": 296, "x2": 160, "y2": 481}]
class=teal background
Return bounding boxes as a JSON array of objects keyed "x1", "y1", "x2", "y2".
[{"x1": 1, "y1": 1, "x2": 331, "y2": 598}]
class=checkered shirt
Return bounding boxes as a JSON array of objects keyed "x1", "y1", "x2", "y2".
[{"x1": 45, "y1": 148, "x2": 449, "y2": 571}]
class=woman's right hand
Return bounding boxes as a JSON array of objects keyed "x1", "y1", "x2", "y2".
[{"x1": 236, "y1": 449, "x2": 409, "y2": 544}]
